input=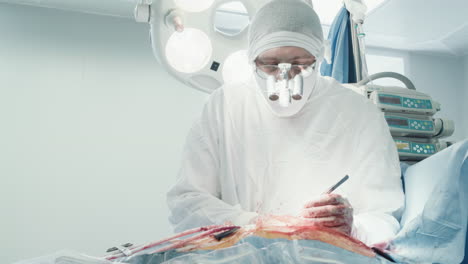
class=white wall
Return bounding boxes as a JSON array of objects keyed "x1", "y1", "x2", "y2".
[
  {"x1": 367, "y1": 47, "x2": 467, "y2": 141},
  {"x1": 366, "y1": 47, "x2": 408, "y2": 86},
  {"x1": 464, "y1": 56, "x2": 468, "y2": 139},
  {"x1": 0, "y1": 4, "x2": 207, "y2": 263},
  {"x1": 406, "y1": 51, "x2": 466, "y2": 141}
]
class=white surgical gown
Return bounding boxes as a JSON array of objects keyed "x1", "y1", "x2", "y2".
[{"x1": 167, "y1": 75, "x2": 404, "y2": 246}]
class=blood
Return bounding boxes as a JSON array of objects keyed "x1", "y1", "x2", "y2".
[{"x1": 104, "y1": 215, "x2": 375, "y2": 260}]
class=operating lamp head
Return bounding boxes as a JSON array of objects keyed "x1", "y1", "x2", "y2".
[
  {"x1": 137, "y1": 0, "x2": 265, "y2": 92},
  {"x1": 136, "y1": 0, "x2": 322, "y2": 95}
]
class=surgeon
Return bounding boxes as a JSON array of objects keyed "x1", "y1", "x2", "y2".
[{"x1": 167, "y1": 0, "x2": 404, "y2": 247}]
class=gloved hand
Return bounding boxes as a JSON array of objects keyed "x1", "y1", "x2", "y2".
[{"x1": 301, "y1": 194, "x2": 353, "y2": 235}]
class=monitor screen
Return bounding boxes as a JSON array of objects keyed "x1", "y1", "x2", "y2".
[
  {"x1": 379, "y1": 96, "x2": 401, "y2": 105},
  {"x1": 387, "y1": 118, "x2": 408, "y2": 127}
]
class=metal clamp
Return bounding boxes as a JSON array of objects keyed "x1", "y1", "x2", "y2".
[{"x1": 106, "y1": 243, "x2": 134, "y2": 257}]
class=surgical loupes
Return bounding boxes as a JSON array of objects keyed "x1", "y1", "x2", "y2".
[{"x1": 266, "y1": 63, "x2": 304, "y2": 107}]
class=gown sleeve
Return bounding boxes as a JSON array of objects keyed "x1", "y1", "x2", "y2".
[
  {"x1": 166, "y1": 89, "x2": 258, "y2": 233},
  {"x1": 349, "y1": 103, "x2": 405, "y2": 246}
]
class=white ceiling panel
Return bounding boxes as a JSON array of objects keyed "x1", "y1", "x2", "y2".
[
  {"x1": 365, "y1": 0, "x2": 468, "y2": 55},
  {"x1": 442, "y1": 22, "x2": 468, "y2": 56}
]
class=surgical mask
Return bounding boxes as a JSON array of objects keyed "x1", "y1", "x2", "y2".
[{"x1": 253, "y1": 62, "x2": 319, "y2": 117}]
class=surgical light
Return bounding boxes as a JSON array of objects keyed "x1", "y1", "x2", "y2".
[
  {"x1": 174, "y1": 0, "x2": 215, "y2": 13},
  {"x1": 137, "y1": 0, "x2": 387, "y2": 93},
  {"x1": 137, "y1": 0, "x2": 262, "y2": 92},
  {"x1": 214, "y1": 2, "x2": 249, "y2": 37},
  {"x1": 166, "y1": 28, "x2": 213, "y2": 73},
  {"x1": 165, "y1": 9, "x2": 184, "y2": 32}
]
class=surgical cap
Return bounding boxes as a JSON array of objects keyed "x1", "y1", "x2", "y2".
[{"x1": 247, "y1": 0, "x2": 325, "y2": 62}]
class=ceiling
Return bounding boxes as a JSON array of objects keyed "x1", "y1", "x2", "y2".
[
  {"x1": 312, "y1": 0, "x2": 386, "y2": 25},
  {"x1": 1, "y1": 0, "x2": 467, "y2": 56},
  {"x1": 364, "y1": 0, "x2": 468, "y2": 56}
]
